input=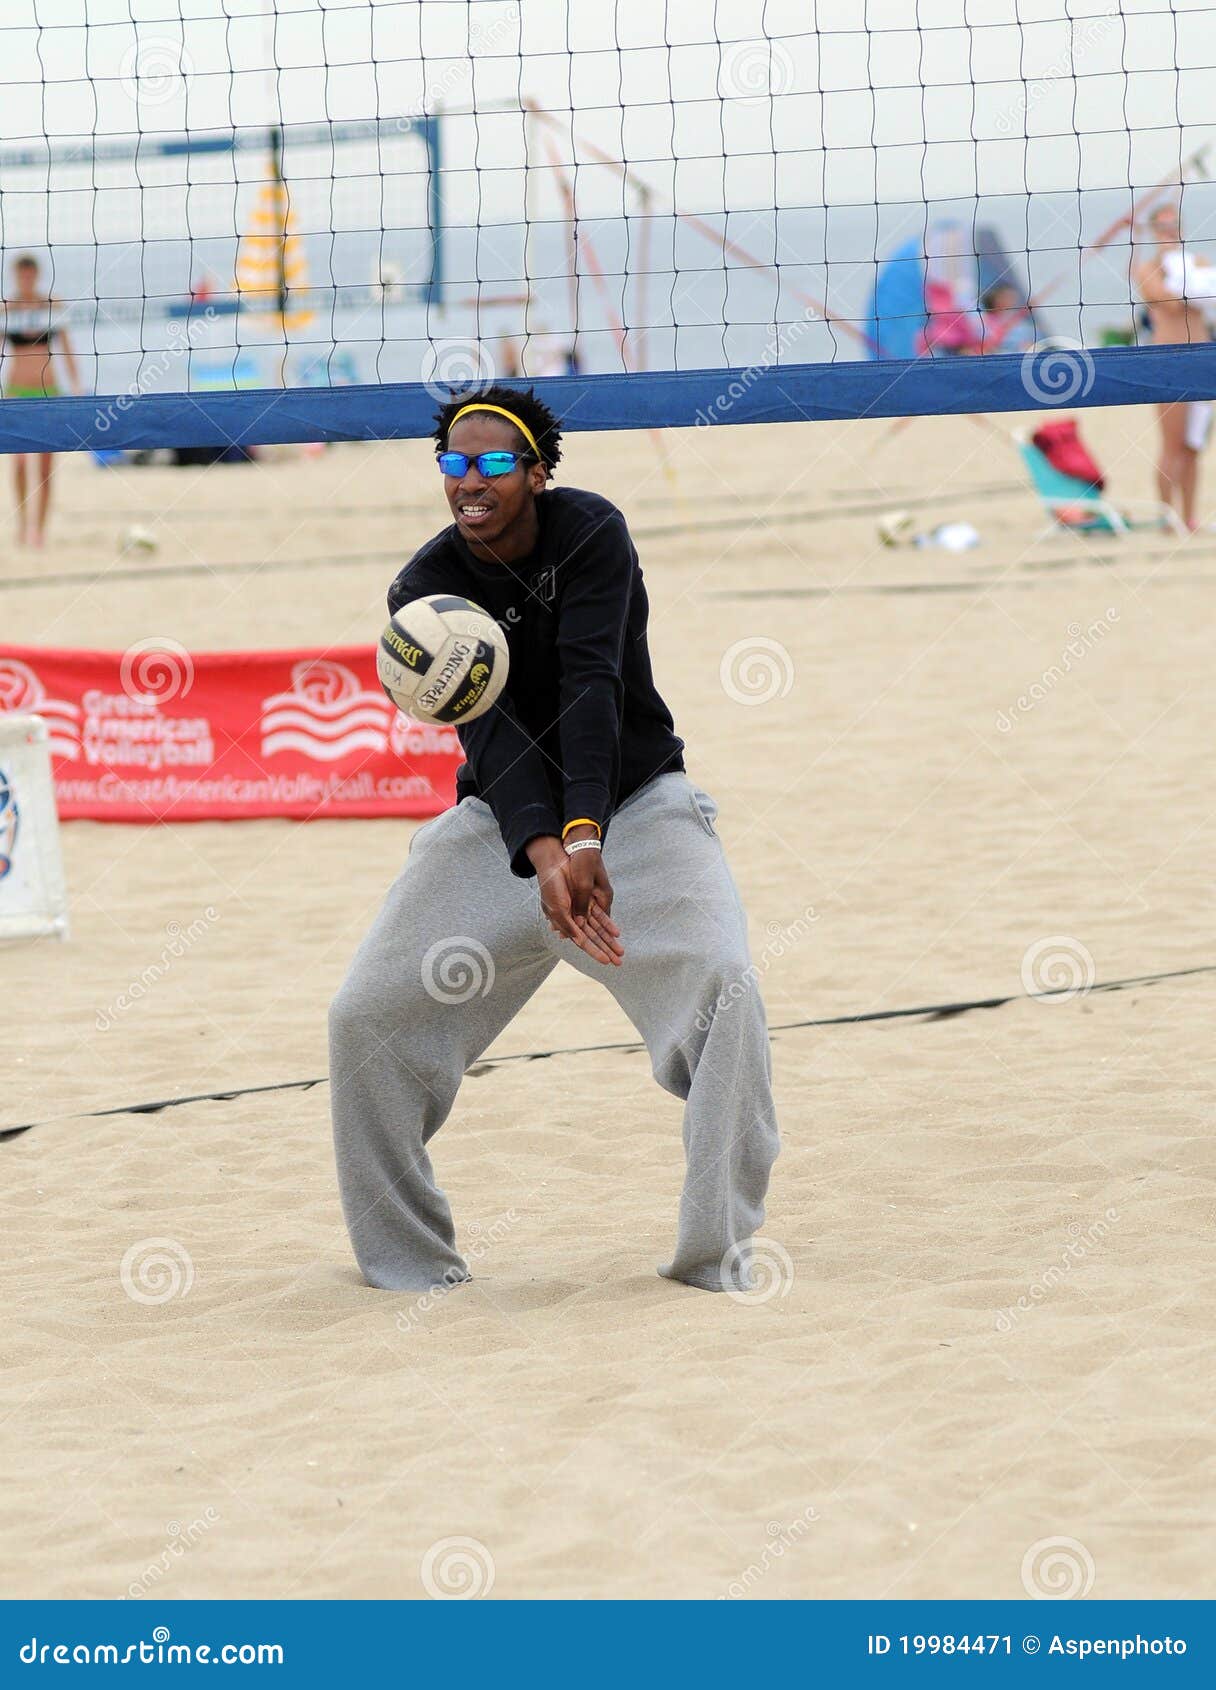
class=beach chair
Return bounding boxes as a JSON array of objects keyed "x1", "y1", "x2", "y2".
[{"x1": 1014, "y1": 430, "x2": 1184, "y2": 539}]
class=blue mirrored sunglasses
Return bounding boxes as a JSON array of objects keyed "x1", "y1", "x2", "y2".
[{"x1": 437, "y1": 450, "x2": 530, "y2": 478}]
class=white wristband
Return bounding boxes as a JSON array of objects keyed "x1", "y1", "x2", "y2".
[{"x1": 564, "y1": 837, "x2": 602, "y2": 856}]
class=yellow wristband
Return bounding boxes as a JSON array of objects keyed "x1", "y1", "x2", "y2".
[{"x1": 562, "y1": 816, "x2": 601, "y2": 840}]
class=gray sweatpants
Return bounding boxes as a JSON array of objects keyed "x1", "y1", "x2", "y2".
[{"x1": 329, "y1": 771, "x2": 780, "y2": 1293}]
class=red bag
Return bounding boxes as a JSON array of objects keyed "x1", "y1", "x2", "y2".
[{"x1": 1031, "y1": 419, "x2": 1105, "y2": 490}]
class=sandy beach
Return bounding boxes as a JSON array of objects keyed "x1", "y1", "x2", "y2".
[{"x1": 3, "y1": 405, "x2": 1215, "y2": 1599}]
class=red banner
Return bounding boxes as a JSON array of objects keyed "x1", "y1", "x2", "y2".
[{"x1": 0, "y1": 645, "x2": 462, "y2": 821}]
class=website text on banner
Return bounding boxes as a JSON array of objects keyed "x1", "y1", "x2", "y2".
[{"x1": 0, "y1": 647, "x2": 460, "y2": 822}]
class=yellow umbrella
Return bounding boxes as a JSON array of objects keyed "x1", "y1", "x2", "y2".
[{"x1": 235, "y1": 174, "x2": 315, "y2": 333}]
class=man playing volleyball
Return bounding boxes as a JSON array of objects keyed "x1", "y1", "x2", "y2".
[{"x1": 330, "y1": 386, "x2": 780, "y2": 1294}]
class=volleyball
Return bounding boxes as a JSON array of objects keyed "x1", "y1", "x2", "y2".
[
  {"x1": 376, "y1": 594, "x2": 508, "y2": 724},
  {"x1": 119, "y1": 523, "x2": 157, "y2": 556}
]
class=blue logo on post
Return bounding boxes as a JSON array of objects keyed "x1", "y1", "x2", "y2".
[{"x1": 0, "y1": 768, "x2": 18, "y2": 881}]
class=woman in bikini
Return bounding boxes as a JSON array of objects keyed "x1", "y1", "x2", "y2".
[
  {"x1": 3, "y1": 253, "x2": 80, "y2": 547},
  {"x1": 1133, "y1": 203, "x2": 1216, "y2": 532}
]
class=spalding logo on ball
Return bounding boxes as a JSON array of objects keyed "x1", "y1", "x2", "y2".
[{"x1": 377, "y1": 594, "x2": 509, "y2": 725}]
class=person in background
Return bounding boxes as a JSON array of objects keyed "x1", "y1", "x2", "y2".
[
  {"x1": 918, "y1": 278, "x2": 983, "y2": 355},
  {"x1": 1133, "y1": 201, "x2": 1216, "y2": 532},
  {"x1": 522, "y1": 327, "x2": 571, "y2": 378},
  {"x1": 2, "y1": 254, "x2": 80, "y2": 548},
  {"x1": 499, "y1": 337, "x2": 522, "y2": 380},
  {"x1": 978, "y1": 283, "x2": 1035, "y2": 353}
]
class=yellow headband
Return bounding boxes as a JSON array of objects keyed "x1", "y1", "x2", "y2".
[{"x1": 449, "y1": 402, "x2": 543, "y2": 462}]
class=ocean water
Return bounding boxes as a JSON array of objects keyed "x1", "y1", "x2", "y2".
[{"x1": 7, "y1": 183, "x2": 1215, "y2": 399}]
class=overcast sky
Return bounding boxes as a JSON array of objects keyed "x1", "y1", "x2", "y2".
[{"x1": 4, "y1": 1, "x2": 1215, "y2": 222}]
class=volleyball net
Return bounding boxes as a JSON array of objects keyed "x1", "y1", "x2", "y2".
[{"x1": 4, "y1": 0, "x2": 1216, "y2": 453}]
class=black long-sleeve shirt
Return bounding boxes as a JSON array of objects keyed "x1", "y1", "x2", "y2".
[{"x1": 388, "y1": 485, "x2": 685, "y2": 877}]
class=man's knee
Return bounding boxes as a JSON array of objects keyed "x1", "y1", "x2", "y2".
[
  {"x1": 328, "y1": 961, "x2": 415, "y2": 1057},
  {"x1": 331, "y1": 970, "x2": 464, "y2": 1104},
  {"x1": 329, "y1": 971, "x2": 373, "y2": 1044},
  {"x1": 691, "y1": 943, "x2": 764, "y2": 1033}
]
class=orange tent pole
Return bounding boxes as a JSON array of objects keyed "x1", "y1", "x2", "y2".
[{"x1": 525, "y1": 102, "x2": 877, "y2": 354}]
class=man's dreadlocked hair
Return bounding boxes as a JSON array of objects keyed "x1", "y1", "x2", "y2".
[{"x1": 433, "y1": 384, "x2": 564, "y2": 478}]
